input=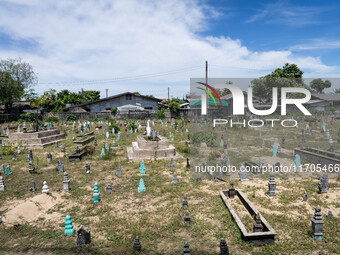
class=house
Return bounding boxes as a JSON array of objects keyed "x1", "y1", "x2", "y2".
[
  {"x1": 306, "y1": 93, "x2": 340, "y2": 113},
  {"x1": 67, "y1": 92, "x2": 162, "y2": 113}
]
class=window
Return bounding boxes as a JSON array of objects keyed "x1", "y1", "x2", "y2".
[{"x1": 125, "y1": 94, "x2": 132, "y2": 100}]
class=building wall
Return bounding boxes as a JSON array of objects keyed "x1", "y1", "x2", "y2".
[
  {"x1": 86, "y1": 95, "x2": 159, "y2": 112},
  {"x1": 306, "y1": 101, "x2": 331, "y2": 112}
]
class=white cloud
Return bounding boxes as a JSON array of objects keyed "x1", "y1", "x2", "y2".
[
  {"x1": 245, "y1": 1, "x2": 332, "y2": 26},
  {"x1": 0, "y1": 0, "x2": 337, "y2": 98},
  {"x1": 290, "y1": 39, "x2": 340, "y2": 51}
]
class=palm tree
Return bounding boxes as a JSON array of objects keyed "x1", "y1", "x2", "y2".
[{"x1": 333, "y1": 88, "x2": 340, "y2": 93}]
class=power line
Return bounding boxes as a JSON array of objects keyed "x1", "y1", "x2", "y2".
[{"x1": 38, "y1": 65, "x2": 203, "y2": 86}]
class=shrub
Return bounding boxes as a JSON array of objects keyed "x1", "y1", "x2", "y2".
[
  {"x1": 66, "y1": 114, "x2": 76, "y2": 121},
  {"x1": 107, "y1": 118, "x2": 120, "y2": 132},
  {"x1": 19, "y1": 112, "x2": 34, "y2": 122},
  {"x1": 93, "y1": 117, "x2": 106, "y2": 122},
  {"x1": 111, "y1": 107, "x2": 118, "y2": 115},
  {"x1": 156, "y1": 109, "x2": 166, "y2": 120},
  {"x1": 177, "y1": 143, "x2": 190, "y2": 154},
  {"x1": 128, "y1": 121, "x2": 137, "y2": 131},
  {"x1": 191, "y1": 131, "x2": 216, "y2": 146},
  {"x1": 0, "y1": 142, "x2": 18, "y2": 155},
  {"x1": 45, "y1": 116, "x2": 59, "y2": 122}
]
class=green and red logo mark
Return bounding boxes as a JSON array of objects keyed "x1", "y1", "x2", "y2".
[{"x1": 196, "y1": 82, "x2": 223, "y2": 106}]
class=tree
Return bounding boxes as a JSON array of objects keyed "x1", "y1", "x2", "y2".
[
  {"x1": 215, "y1": 81, "x2": 233, "y2": 97},
  {"x1": 270, "y1": 63, "x2": 303, "y2": 79},
  {"x1": 52, "y1": 90, "x2": 83, "y2": 112},
  {"x1": 0, "y1": 58, "x2": 37, "y2": 112},
  {"x1": 251, "y1": 63, "x2": 307, "y2": 101},
  {"x1": 83, "y1": 90, "x2": 100, "y2": 102},
  {"x1": 333, "y1": 88, "x2": 340, "y2": 93},
  {"x1": 0, "y1": 71, "x2": 20, "y2": 112},
  {"x1": 35, "y1": 89, "x2": 57, "y2": 112},
  {"x1": 167, "y1": 98, "x2": 181, "y2": 117},
  {"x1": 310, "y1": 79, "x2": 331, "y2": 94}
]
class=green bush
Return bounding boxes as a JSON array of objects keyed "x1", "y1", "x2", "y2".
[
  {"x1": 128, "y1": 121, "x2": 137, "y2": 131},
  {"x1": 156, "y1": 109, "x2": 166, "y2": 120},
  {"x1": 191, "y1": 131, "x2": 216, "y2": 146},
  {"x1": 93, "y1": 117, "x2": 106, "y2": 122},
  {"x1": 0, "y1": 142, "x2": 18, "y2": 155},
  {"x1": 45, "y1": 116, "x2": 59, "y2": 122},
  {"x1": 19, "y1": 112, "x2": 34, "y2": 122},
  {"x1": 177, "y1": 143, "x2": 190, "y2": 154},
  {"x1": 107, "y1": 118, "x2": 120, "y2": 132},
  {"x1": 66, "y1": 114, "x2": 76, "y2": 121},
  {"x1": 111, "y1": 107, "x2": 118, "y2": 114}
]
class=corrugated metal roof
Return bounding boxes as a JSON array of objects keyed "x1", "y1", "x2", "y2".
[
  {"x1": 73, "y1": 92, "x2": 162, "y2": 107},
  {"x1": 311, "y1": 93, "x2": 340, "y2": 101}
]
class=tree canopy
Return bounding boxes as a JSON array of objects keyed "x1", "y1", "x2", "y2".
[
  {"x1": 251, "y1": 63, "x2": 308, "y2": 101},
  {"x1": 310, "y1": 79, "x2": 331, "y2": 94},
  {"x1": 0, "y1": 58, "x2": 37, "y2": 112},
  {"x1": 26, "y1": 89, "x2": 101, "y2": 113}
]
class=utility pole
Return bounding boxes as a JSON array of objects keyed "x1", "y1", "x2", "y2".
[
  {"x1": 205, "y1": 60, "x2": 208, "y2": 85},
  {"x1": 106, "y1": 88, "x2": 108, "y2": 98},
  {"x1": 168, "y1": 87, "x2": 170, "y2": 101},
  {"x1": 81, "y1": 88, "x2": 85, "y2": 101},
  {"x1": 204, "y1": 60, "x2": 208, "y2": 116}
]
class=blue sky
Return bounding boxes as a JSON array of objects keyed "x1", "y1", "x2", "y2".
[
  {"x1": 0, "y1": 0, "x2": 339, "y2": 98},
  {"x1": 202, "y1": 0, "x2": 340, "y2": 66}
]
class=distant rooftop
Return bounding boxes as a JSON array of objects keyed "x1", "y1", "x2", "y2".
[{"x1": 311, "y1": 93, "x2": 340, "y2": 101}]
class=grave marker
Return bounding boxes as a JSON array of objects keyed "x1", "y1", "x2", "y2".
[
  {"x1": 182, "y1": 196, "x2": 188, "y2": 208},
  {"x1": 106, "y1": 184, "x2": 112, "y2": 193},
  {"x1": 64, "y1": 215, "x2": 76, "y2": 236},
  {"x1": 63, "y1": 172, "x2": 70, "y2": 192},
  {"x1": 169, "y1": 158, "x2": 175, "y2": 170},
  {"x1": 318, "y1": 174, "x2": 330, "y2": 193},
  {"x1": 184, "y1": 211, "x2": 190, "y2": 226},
  {"x1": 139, "y1": 161, "x2": 146, "y2": 175},
  {"x1": 138, "y1": 178, "x2": 146, "y2": 192},
  {"x1": 28, "y1": 161, "x2": 36, "y2": 174},
  {"x1": 29, "y1": 180, "x2": 36, "y2": 192},
  {"x1": 133, "y1": 237, "x2": 141, "y2": 251},
  {"x1": 93, "y1": 183, "x2": 101, "y2": 203},
  {"x1": 76, "y1": 225, "x2": 91, "y2": 246},
  {"x1": 253, "y1": 213, "x2": 263, "y2": 232},
  {"x1": 47, "y1": 152, "x2": 52, "y2": 162},
  {"x1": 57, "y1": 160, "x2": 64, "y2": 173},
  {"x1": 42, "y1": 181, "x2": 50, "y2": 194},
  {"x1": 116, "y1": 165, "x2": 122, "y2": 176},
  {"x1": 0, "y1": 176, "x2": 6, "y2": 191},
  {"x1": 183, "y1": 241, "x2": 190, "y2": 254},
  {"x1": 5, "y1": 165, "x2": 12, "y2": 176},
  {"x1": 311, "y1": 205, "x2": 324, "y2": 240},
  {"x1": 302, "y1": 192, "x2": 308, "y2": 202},
  {"x1": 171, "y1": 172, "x2": 178, "y2": 184},
  {"x1": 220, "y1": 238, "x2": 229, "y2": 255},
  {"x1": 239, "y1": 166, "x2": 247, "y2": 182},
  {"x1": 268, "y1": 175, "x2": 276, "y2": 196}
]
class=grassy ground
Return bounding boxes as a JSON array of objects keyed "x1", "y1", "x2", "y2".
[{"x1": 0, "y1": 118, "x2": 339, "y2": 254}]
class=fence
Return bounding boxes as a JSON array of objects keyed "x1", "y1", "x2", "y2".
[
  {"x1": 0, "y1": 114, "x2": 20, "y2": 124},
  {"x1": 44, "y1": 111, "x2": 161, "y2": 120}
]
